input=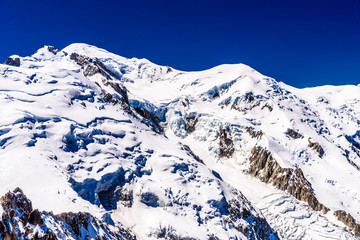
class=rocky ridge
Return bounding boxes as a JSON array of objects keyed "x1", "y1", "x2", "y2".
[
  {"x1": 248, "y1": 146, "x2": 328, "y2": 214},
  {"x1": 0, "y1": 188, "x2": 135, "y2": 240},
  {"x1": 334, "y1": 210, "x2": 360, "y2": 237}
]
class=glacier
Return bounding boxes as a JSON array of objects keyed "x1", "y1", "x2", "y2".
[{"x1": 0, "y1": 43, "x2": 359, "y2": 239}]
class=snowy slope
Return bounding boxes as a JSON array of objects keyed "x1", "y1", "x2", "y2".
[
  {"x1": 0, "y1": 45, "x2": 278, "y2": 240},
  {"x1": 0, "y1": 43, "x2": 359, "y2": 239},
  {"x1": 114, "y1": 59, "x2": 360, "y2": 239}
]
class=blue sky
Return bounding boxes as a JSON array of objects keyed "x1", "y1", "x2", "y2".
[{"x1": 1, "y1": 0, "x2": 359, "y2": 87}]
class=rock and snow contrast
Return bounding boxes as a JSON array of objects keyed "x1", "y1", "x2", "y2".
[{"x1": 0, "y1": 43, "x2": 359, "y2": 239}]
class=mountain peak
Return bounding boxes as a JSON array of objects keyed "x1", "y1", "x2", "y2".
[{"x1": 0, "y1": 43, "x2": 359, "y2": 239}]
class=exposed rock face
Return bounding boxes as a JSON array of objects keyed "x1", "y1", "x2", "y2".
[
  {"x1": 55, "y1": 211, "x2": 136, "y2": 240},
  {"x1": 0, "y1": 188, "x2": 136, "y2": 240},
  {"x1": 100, "y1": 79, "x2": 130, "y2": 105},
  {"x1": 46, "y1": 46, "x2": 59, "y2": 55},
  {"x1": 134, "y1": 107, "x2": 161, "y2": 126},
  {"x1": 249, "y1": 146, "x2": 329, "y2": 214},
  {"x1": 103, "y1": 92, "x2": 113, "y2": 102},
  {"x1": 152, "y1": 225, "x2": 197, "y2": 240},
  {"x1": 308, "y1": 138, "x2": 325, "y2": 157},
  {"x1": 70, "y1": 52, "x2": 163, "y2": 135},
  {"x1": 70, "y1": 52, "x2": 129, "y2": 109},
  {"x1": 70, "y1": 53, "x2": 117, "y2": 80},
  {"x1": 246, "y1": 126, "x2": 263, "y2": 140},
  {"x1": 57, "y1": 212, "x2": 91, "y2": 236},
  {"x1": 4, "y1": 57, "x2": 20, "y2": 66},
  {"x1": 185, "y1": 116, "x2": 198, "y2": 134},
  {"x1": 181, "y1": 143, "x2": 204, "y2": 164},
  {"x1": 166, "y1": 66, "x2": 173, "y2": 73},
  {"x1": 28, "y1": 209, "x2": 44, "y2": 227},
  {"x1": 117, "y1": 188, "x2": 133, "y2": 207},
  {"x1": 219, "y1": 127, "x2": 235, "y2": 158},
  {"x1": 334, "y1": 210, "x2": 360, "y2": 236},
  {"x1": 134, "y1": 107, "x2": 163, "y2": 133},
  {"x1": 108, "y1": 82, "x2": 129, "y2": 104},
  {"x1": 0, "y1": 187, "x2": 32, "y2": 223},
  {"x1": 233, "y1": 92, "x2": 260, "y2": 112},
  {"x1": 224, "y1": 190, "x2": 279, "y2": 240},
  {"x1": 244, "y1": 92, "x2": 255, "y2": 102},
  {"x1": 261, "y1": 103, "x2": 273, "y2": 112},
  {"x1": 37, "y1": 45, "x2": 60, "y2": 55},
  {"x1": 286, "y1": 128, "x2": 304, "y2": 139}
]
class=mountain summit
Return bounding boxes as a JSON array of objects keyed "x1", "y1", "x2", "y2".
[{"x1": 0, "y1": 44, "x2": 359, "y2": 239}]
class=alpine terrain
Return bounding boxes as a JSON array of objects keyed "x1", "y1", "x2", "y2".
[{"x1": 0, "y1": 44, "x2": 359, "y2": 239}]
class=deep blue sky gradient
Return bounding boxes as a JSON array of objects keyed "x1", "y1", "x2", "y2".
[{"x1": 1, "y1": 0, "x2": 359, "y2": 87}]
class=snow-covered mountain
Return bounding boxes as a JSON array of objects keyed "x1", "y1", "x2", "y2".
[{"x1": 0, "y1": 43, "x2": 359, "y2": 239}]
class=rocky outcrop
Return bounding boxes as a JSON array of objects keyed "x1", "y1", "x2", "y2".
[
  {"x1": 233, "y1": 92, "x2": 260, "y2": 112},
  {"x1": 99, "y1": 79, "x2": 130, "y2": 105},
  {"x1": 0, "y1": 188, "x2": 136, "y2": 240},
  {"x1": 57, "y1": 212, "x2": 91, "y2": 236},
  {"x1": 185, "y1": 116, "x2": 198, "y2": 134},
  {"x1": 103, "y1": 92, "x2": 113, "y2": 102},
  {"x1": 71, "y1": 52, "x2": 129, "y2": 109},
  {"x1": 166, "y1": 66, "x2": 173, "y2": 73},
  {"x1": 70, "y1": 52, "x2": 165, "y2": 135},
  {"x1": 244, "y1": 92, "x2": 255, "y2": 102},
  {"x1": 334, "y1": 210, "x2": 360, "y2": 236},
  {"x1": 246, "y1": 126, "x2": 263, "y2": 140},
  {"x1": 219, "y1": 127, "x2": 235, "y2": 158},
  {"x1": 286, "y1": 128, "x2": 303, "y2": 139},
  {"x1": 4, "y1": 56, "x2": 20, "y2": 66},
  {"x1": 70, "y1": 53, "x2": 118, "y2": 80},
  {"x1": 134, "y1": 107, "x2": 163, "y2": 133},
  {"x1": 46, "y1": 46, "x2": 59, "y2": 55},
  {"x1": 223, "y1": 189, "x2": 279, "y2": 240},
  {"x1": 70, "y1": 52, "x2": 130, "y2": 109},
  {"x1": 108, "y1": 82, "x2": 129, "y2": 104},
  {"x1": 117, "y1": 188, "x2": 133, "y2": 207},
  {"x1": 35, "y1": 45, "x2": 60, "y2": 55},
  {"x1": 28, "y1": 209, "x2": 44, "y2": 227},
  {"x1": 0, "y1": 187, "x2": 32, "y2": 223},
  {"x1": 261, "y1": 103, "x2": 273, "y2": 112},
  {"x1": 249, "y1": 146, "x2": 329, "y2": 214},
  {"x1": 181, "y1": 143, "x2": 204, "y2": 164},
  {"x1": 226, "y1": 200, "x2": 279, "y2": 240},
  {"x1": 308, "y1": 138, "x2": 325, "y2": 158},
  {"x1": 152, "y1": 225, "x2": 197, "y2": 240},
  {"x1": 56, "y1": 211, "x2": 135, "y2": 239}
]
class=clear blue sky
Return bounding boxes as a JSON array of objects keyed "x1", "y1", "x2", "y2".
[{"x1": 1, "y1": 0, "x2": 359, "y2": 87}]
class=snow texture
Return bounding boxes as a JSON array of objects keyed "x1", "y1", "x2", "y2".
[{"x1": 1, "y1": 43, "x2": 359, "y2": 239}]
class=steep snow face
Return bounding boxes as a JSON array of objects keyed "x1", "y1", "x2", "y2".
[
  {"x1": 1, "y1": 43, "x2": 359, "y2": 239},
  {"x1": 0, "y1": 44, "x2": 278, "y2": 240}
]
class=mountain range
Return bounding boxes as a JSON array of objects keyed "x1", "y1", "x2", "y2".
[{"x1": 0, "y1": 43, "x2": 359, "y2": 239}]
